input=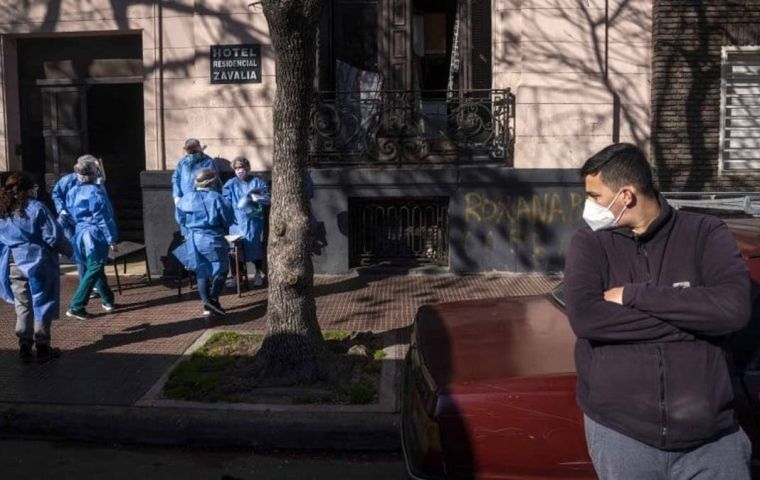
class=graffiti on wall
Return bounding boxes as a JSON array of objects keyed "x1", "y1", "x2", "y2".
[
  {"x1": 464, "y1": 191, "x2": 584, "y2": 226},
  {"x1": 463, "y1": 191, "x2": 585, "y2": 269}
]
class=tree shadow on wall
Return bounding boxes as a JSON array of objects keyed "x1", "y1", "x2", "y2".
[{"x1": 652, "y1": 2, "x2": 760, "y2": 192}]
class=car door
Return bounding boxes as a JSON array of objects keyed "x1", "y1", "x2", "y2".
[{"x1": 735, "y1": 254, "x2": 760, "y2": 474}]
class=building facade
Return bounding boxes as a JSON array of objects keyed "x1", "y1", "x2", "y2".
[
  {"x1": 652, "y1": 0, "x2": 760, "y2": 191},
  {"x1": 0, "y1": 0, "x2": 654, "y2": 274}
]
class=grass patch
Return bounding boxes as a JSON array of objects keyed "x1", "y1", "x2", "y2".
[
  {"x1": 322, "y1": 330, "x2": 350, "y2": 341},
  {"x1": 162, "y1": 330, "x2": 384, "y2": 405},
  {"x1": 163, "y1": 355, "x2": 236, "y2": 402},
  {"x1": 205, "y1": 331, "x2": 242, "y2": 348}
]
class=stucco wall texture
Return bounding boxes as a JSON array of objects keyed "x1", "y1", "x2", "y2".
[
  {"x1": 0, "y1": 0, "x2": 273, "y2": 172},
  {"x1": 0, "y1": 0, "x2": 652, "y2": 172},
  {"x1": 493, "y1": 0, "x2": 652, "y2": 168}
]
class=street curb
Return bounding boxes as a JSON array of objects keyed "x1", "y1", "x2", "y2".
[
  {"x1": 0, "y1": 331, "x2": 408, "y2": 451},
  {"x1": 0, "y1": 403, "x2": 401, "y2": 451}
]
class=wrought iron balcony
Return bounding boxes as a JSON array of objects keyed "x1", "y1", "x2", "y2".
[{"x1": 308, "y1": 89, "x2": 515, "y2": 165}]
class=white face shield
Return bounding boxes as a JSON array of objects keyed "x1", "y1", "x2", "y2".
[{"x1": 94, "y1": 158, "x2": 106, "y2": 185}]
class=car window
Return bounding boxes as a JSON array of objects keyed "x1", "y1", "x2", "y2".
[{"x1": 551, "y1": 283, "x2": 565, "y2": 308}]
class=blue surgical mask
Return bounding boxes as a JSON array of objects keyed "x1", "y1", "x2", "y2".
[
  {"x1": 582, "y1": 190, "x2": 627, "y2": 231},
  {"x1": 190, "y1": 152, "x2": 203, "y2": 162}
]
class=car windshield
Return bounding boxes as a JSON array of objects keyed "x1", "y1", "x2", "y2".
[{"x1": 551, "y1": 283, "x2": 565, "y2": 308}]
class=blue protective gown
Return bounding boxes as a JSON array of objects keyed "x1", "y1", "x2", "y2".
[
  {"x1": 51, "y1": 173, "x2": 79, "y2": 239},
  {"x1": 66, "y1": 183, "x2": 119, "y2": 265},
  {"x1": 52, "y1": 173, "x2": 107, "y2": 243},
  {"x1": 171, "y1": 154, "x2": 220, "y2": 200},
  {"x1": 0, "y1": 200, "x2": 71, "y2": 322},
  {"x1": 172, "y1": 190, "x2": 234, "y2": 280},
  {"x1": 222, "y1": 176, "x2": 269, "y2": 262}
]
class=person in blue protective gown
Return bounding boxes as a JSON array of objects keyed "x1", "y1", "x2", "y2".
[
  {"x1": 0, "y1": 172, "x2": 72, "y2": 363},
  {"x1": 171, "y1": 138, "x2": 221, "y2": 230},
  {"x1": 173, "y1": 168, "x2": 234, "y2": 317},
  {"x1": 222, "y1": 156, "x2": 270, "y2": 288},
  {"x1": 51, "y1": 156, "x2": 107, "y2": 279},
  {"x1": 51, "y1": 171, "x2": 79, "y2": 241},
  {"x1": 64, "y1": 156, "x2": 119, "y2": 320}
]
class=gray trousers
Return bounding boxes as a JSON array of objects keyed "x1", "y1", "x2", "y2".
[
  {"x1": 10, "y1": 264, "x2": 51, "y2": 347},
  {"x1": 584, "y1": 415, "x2": 751, "y2": 480}
]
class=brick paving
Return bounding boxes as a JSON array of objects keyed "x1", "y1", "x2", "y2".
[{"x1": 0, "y1": 273, "x2": 560, "y2": 406}]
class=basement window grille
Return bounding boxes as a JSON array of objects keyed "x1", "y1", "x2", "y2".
[{"x1": 348, "y1": 197, "x2": 449, "y2": 268}]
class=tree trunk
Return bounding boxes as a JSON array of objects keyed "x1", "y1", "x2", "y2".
[{"x1": 257, "y1": 0, "x2": 327, "y2": 385}]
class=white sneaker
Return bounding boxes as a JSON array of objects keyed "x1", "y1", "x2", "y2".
[
  {"x1": 202, "y1": 307, "x2": 211, "y2": 316},
  {"x1": 253, "y1": 271, "x2": 263, "y2": 287},
  {"x1": 225, "y1": 277, "x2": 237, "y2": 289}
]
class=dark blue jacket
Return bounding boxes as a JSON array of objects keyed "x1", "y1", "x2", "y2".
[{"x1": 564, "y1": 196, "x2": 751, "y2": 450}]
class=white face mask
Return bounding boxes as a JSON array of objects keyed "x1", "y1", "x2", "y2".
[{"x1": 582, "y1": 190, "x2": 627, "y2": 231}]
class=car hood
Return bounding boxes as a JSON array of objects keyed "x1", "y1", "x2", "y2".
[{"x1": 414, "y1": 294, "x2": 576, "y2": 389}]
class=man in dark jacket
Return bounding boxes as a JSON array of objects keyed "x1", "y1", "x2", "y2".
[{"x1": 565, "y1": 143, "x2": 752, "y2": 479}]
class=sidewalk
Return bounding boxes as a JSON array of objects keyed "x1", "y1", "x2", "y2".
[{"x1": 0, "y1": 272, "x2": 560, "y2": 449}]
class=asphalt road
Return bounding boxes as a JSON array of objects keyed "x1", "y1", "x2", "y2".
[{"x1": 0, "y1": 438, "x2": 406, "y2": 480}]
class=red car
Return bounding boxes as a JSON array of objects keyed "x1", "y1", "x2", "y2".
[{"x1": 402, "y1": 218, "x2": 760, "y2": 479}]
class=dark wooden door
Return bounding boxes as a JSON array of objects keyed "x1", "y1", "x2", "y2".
[
  {"x1": 40, "y1": 86, "x2": 88, "y2": 189},
  {"x1": 380, "y1": 0, "x2": 412, "y2": 90},
  {"x1": 331, "y1": 0, "x2": 412, "y2": 91}
]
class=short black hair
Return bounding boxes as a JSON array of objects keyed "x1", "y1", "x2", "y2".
[
  {"x1": 232, "y1": 156, "x2": 250, "y2": 170},
  {"x1": 580, "y1": 143, "x2": 656, "y2": 198}
]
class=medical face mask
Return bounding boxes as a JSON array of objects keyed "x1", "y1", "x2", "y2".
[
  {"x1": 582, "y1": 190, "x2": 627, "y2": 231},
  {"x1": 190, "y1": 152, "x2": 203, "y2": 162},
  {"x1": 235, "y1": 168, "x2": 248, "y2": 180}
]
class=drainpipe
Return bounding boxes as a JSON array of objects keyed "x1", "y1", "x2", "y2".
[
  {"x1": 155, "y1": 0, "x2": 166, "y2": 170},
  {"x1": 604, "y1": 0, "x2": 620, "y2": 143},
  {"x1": 0, "y1": 36, "x2": 7, "y2": 171}
]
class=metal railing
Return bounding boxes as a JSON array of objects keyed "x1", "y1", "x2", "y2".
[
  {"x1": 664, "y1": 192, "x2": 760, "y2": 216},
  {"x1": 308, "y1": 89, "x2": 515, "y2": 165}
]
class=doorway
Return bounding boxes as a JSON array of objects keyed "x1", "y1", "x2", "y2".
[
  {"x1": 17, "y1": 35, "x2": 145, "y2": 241},
  {"x1": 86, "y1": 84, "x2": 145, "y2": 242}
]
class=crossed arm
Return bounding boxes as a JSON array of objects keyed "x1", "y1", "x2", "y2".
[
  {"x1": 564, "y1": 225, "x2": 751, "y2": 343},
  {"x1": 618, "y1": 222, "x2": 751, "y2": 336},
  {"x1": 564, "y1": 229, "x2": 693, "y2": 343}
]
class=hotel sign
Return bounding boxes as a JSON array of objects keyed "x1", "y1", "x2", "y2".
[{"x1": 210, "y1": 44, "x2": 262, "y2": 84}]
